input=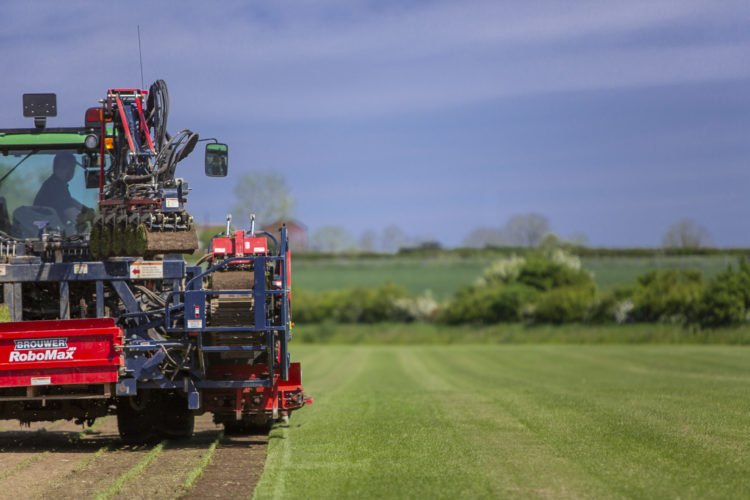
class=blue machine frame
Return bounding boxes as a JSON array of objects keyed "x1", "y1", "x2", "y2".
[{"x1": 0, "y1": 228, "x2": 292, "y2": 411}]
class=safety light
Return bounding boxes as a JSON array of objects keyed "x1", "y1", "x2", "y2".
[
  {"x1": 84, "y1": 133, "x2": 99, "y2": 150},
  {"x1": 85, "y1": 107, "x2": 101, "y2": 125},
  {"x1": 105, "y1": 137, "x2": 114, "y2": 150}
]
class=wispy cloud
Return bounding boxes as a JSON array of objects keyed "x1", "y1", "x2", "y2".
[{"x1": 1, "y1": 0, "x2": 749, "y2": 124}]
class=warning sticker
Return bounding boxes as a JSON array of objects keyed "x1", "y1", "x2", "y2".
[
  {"x1": 165, "y1": 198, "x2": 179, "y2": 208},
  {"x1": 0, "y1": 265, "x2": 6, "y2": 276},
  {"x1": 73, "y1": 264, "x2": 88, "y2": 274},
  {"x1": 187, "y1": 319, "x2": 203, "y2": 329},
  {"x1": 31, "y1": 377, "x2": 51, "y2": 386},
  {"x1": 130, "y1": 261, "x2": 164, "y2": 279}
]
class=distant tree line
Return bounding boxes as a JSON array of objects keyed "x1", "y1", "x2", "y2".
[
  {"x1": 293, "y1": 248, "x2": 750, "y2": 329},
  {"x1": 300, "y1": 216, "x2": 717, "y2": 255},
  {"x1": 463, "y1": 213, "x2": 558, "y2": 248},
  {"x1": 229, "y1": 172, "x2": 718, "y2": 253}
]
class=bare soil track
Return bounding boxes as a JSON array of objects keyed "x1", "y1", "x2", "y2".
[{"x1": 0, "y1": 415, "x2": 268, "y2": 499}]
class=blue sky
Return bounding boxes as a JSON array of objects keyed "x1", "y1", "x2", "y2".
[{"x1": 1, "y1": 0, "x2": 749, "y2": 247}]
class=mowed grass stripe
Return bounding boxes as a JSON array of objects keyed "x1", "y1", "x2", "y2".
[
  {"x1": 256, "y1": 346, "x2": 369, "y2": 499},
  {"x1": 292, "y1": 345, "x2": 368, "y2": 397},
  {"x1": 399, "y1": 347, "x2": 610, "y2": 498},
  {"x1": 256, "y1": 346, "x2": 496, "y2": 499},
  {"x1": 258, "y1": 345, "x2": 750, "y2": 499},
  {"x1": 418, "y1": 346, "x2": 750, "y2": 498},
  {"x1": 418, "y1": 347, "x2": 670, "y2": 497}
]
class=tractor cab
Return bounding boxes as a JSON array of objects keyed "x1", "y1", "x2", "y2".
[
  {"x1": 0, "y1": 92, "x2": 228, "y2": 243},
  {"x1": 0, "y1": 149, "x2": 101, "y2": 238},
  {"x1": 0, "y1": 93, "x2": 102, "y2": 239}
]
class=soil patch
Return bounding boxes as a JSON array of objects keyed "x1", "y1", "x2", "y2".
[
  {"x1": 112, "y1": 416, "x2": 224, "y2": 499},
  {"x1": 181, "y1": 430, "x2": 269, "y2": 499},
  {"x1": 0, "y1": 414, "x2": 269, "y2": 499}
]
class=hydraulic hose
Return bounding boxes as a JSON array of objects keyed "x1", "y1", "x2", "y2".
[{"x1": 147, "y1": 80, "x2": 169, "y2": 150}]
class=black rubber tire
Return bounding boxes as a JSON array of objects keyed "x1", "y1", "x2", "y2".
[
  {"x1": 155, "y1": 391, "x2": 195, "y2": 439},
  {"x1": 116, "y1": 394, "x2": 156, "y2": 444}
]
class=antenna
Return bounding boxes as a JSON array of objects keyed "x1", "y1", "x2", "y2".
[{"x1": 137, "y1": 25, "x2": 145, "y2": 90}]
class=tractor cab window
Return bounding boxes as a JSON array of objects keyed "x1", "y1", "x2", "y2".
[{"x1": 0, "y1": 149, "x2": 100, "y2": 238}]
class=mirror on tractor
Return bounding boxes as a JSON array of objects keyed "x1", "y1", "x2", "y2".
[{"x1": 205, "y1": 143, "x2": 228, "y2": 177}]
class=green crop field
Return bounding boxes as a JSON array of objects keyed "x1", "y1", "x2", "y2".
[
  {"x1": 292, "y1": 257, "x2": 491, "y2": 301},
  {"x1": 255, "y1": 344, "x2": 750, "y2": 499},
  {"x1": 292, "y1": 254, "x2": 736, "y2": 299},
  {"x1": 581, "y1": 255, "x2": 733, "y2": 291}
]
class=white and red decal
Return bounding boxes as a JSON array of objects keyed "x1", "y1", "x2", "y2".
[
  {"x1": 9, "y1": 337, "x2": 76, "y2": 362},
  {"x1": 130, "y1": 261, "x2": 164, "y2": 279}
]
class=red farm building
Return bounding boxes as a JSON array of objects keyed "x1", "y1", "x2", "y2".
[{"x1": 262, "y1": 219, "x2": 308, "y2": 252}]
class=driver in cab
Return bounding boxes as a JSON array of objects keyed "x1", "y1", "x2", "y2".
[{"x1": 34, "y1": 152, "x2": 94, "y2": 227}]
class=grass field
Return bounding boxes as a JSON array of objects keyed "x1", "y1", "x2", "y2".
[
  {"x1": 255, "y1": 344, "x2": 750, "y2": 499},
  {"x1": 292, "y1": 255, "x2": 735, "y2": 299},
  {"x1": 581, "y1": 255, "x2": 733, "y2": 291},
  {"x1": 292, "y1": 257, "x2": 490, "y2": 301}
]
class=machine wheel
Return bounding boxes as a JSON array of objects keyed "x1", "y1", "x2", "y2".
[
  {"x1": 223, "y1": 419, "x2": 272, "y2": 435},
  {"x1": 116, "y1": 394, "x2": 156, "y2": 444},
  {"x1": 155, "y1": 391, "x2": 194, "y2": 439}
]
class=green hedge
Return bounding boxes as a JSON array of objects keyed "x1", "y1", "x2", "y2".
[
  {"x1": 439, "y1": 284, "x2": 539, "y2": 324},
  {"x1": 630, "y1": 270, "x2": 704, "y2": 323},
  {"x1": 291, "y1": 251, "x2": 750, "y2": 329},
  {"x1": 293, "y1": 282, "x2": 420, "y2": 324},
  {"x1": 436, "y1": 250, "x2": 599, "y2": 325},
  {"x1": 692, "y1": 261, "x2": 750, "y2": 327}
]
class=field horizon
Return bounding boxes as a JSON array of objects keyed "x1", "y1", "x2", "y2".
[
  {"x1": 292, "y1": 254, "x2": 736, "y2": 300},
  {"x1": 292, "y1": 322, "x2": 750, "y2": 345}
]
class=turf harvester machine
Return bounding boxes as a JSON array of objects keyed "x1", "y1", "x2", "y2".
[{"x1": 0, "y1": 81, "x2": 309, "y2": 441}]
